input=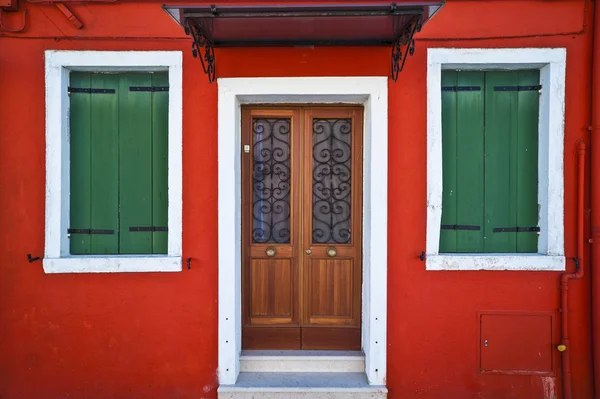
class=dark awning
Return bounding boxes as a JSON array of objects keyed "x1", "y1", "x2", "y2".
[{"x1": 163, "y1": 2, "x2": 445, "y2": 82}]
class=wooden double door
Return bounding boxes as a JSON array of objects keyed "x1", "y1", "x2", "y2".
[{"x1": 242, "y1": 106, "x2": 363, "y2": 350}]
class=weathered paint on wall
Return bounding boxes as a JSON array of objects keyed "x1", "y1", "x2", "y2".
[{"x1": 0, "y1": 0, "x2": 594, "y2": 398}]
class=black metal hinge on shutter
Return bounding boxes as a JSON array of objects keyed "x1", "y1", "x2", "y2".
[
  {"x1": 68, "y1": 228, "x2": 115, "y2": 234},
  {"x1": 129, "y1": 226, "x2": 168, "y2": 232},
  {"x1": 441, "y1": 86, "x2": 481, "y2": 92},
  {"x1": 441, "y1": 225, "x2": 481, "y2": 231},
  {"x1": 493, "y1": 226, "x2": 541, "y2": 233},
  {"x1": 129, "y1": 86, "x2": 169, "y2": 92},
  {"x1": 68, "y1": 87, "x2": 115, "y2": 94},
  {"x1": 494, "y1": 85, "x2": 542, "y2": 92}
]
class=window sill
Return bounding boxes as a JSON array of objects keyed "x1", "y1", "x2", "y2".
[
  {"x1": 43, "y1": 255, "x2": 182, "y2": 274},
  {"x1": 425, "y1": 254, "x2": 565, "y2": 271}
]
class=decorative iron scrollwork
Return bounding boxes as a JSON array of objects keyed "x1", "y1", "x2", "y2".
[
  {"x1": 184, "y1": 18, "x2": 216, "y2": 83},
  {"x1": 391, "y1": 15, "x2": 422, "y2": 82},
  {"x1": 312, "y1": 119, "x2": 352, "y2": 244},
  {"x1": 252, "y1": 119, "x2": 292, "y2": 244}
]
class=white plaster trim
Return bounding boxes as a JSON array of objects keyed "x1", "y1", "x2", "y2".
[
  {"x1": 43, "y1": 256, "x2": 181, "y2": 273},
  {"x1": 426, "y1": 254, "x2": 565, "y2": 271},
  {"x1": 44, "y1": 51, "x2": 183, "y2": 273},
  {"x1": 217, "y1": 77, "x2": 388, "y2": 386},
  {"x1": 426, "y1": 48, "x2": 566, "y2": 271}
]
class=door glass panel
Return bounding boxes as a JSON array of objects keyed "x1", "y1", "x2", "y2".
[
  {"x1": 312, "y1": 118, "x2": 352, "y2": 244},
  {"x1": 252, "y1": 118, "x2": 291, "y2": 243}
]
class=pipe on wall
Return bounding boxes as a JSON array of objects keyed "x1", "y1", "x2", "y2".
[
  {"x1": 591, "y1": 0, "x2": 600, "y2": 396},
  {"x1": 560, "y1": 141, "x2": 586, "y2": 399}
]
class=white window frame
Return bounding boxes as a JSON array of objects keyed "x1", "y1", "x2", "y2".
[
  {"x1": 43, "y1": 50, "x2": 183, "y2": 273},
  {"x1": 426, "y1": 48, "x2": 566, "y2": 271},
  {"x1": 217, "y1": 77, "x2": 388, "y2": 387}
]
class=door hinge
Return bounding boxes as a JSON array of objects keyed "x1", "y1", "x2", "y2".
[
  {"x1": 493, "y1": 226, "x2": 540, "y2": 233},
  {"x1": 441, "y1": 86, "x2": 481, "y2": 92},
  {"x1": 129, "y1": 86, "x2": 169, "y2": 92},
  {"x1": 68, "y1": 228, "x2": 114, "y2": 234},
  {"x1": 494, "y1": 85, "x2": 542, "y2": 92},
  {"x1": 68, "y1": 87, "x2": 115, "y2": 94},
  {"x1": 129, "y1": 226, "x2": 168, "y2": 232},
  {"x1": 441, "y1": 224, "x2": 481, "y2": 231}
]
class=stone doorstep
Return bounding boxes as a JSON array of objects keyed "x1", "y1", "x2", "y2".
[
  {"x1": 218, "y1": 372, "x2": 387, "y2": 399},
  {"x1": 240, "y1": 350, "x2": 365, "y2": 373}
]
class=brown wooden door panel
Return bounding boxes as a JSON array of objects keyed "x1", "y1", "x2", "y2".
[
  {"x1": 302, "y1": 109, "x2": 363, "y2": 332},
  {"x1": 242, "y1": 106, "x2": 362, "y2": 350},
  {"x1": 249, "y1": 258, "x2": 294, "y2": 324},
  {"x1": 306, "y1": 258, "x2": 356, "y2": 324},
  {"x1": 302, "y1": 327, "x2": 361, "y2": 350},
  {"x1": 243, "y1": 327, "x2": 301, "y2": 350},
  {"x1": 242, "y1": 109, "x2": 300, "y2": 335}
]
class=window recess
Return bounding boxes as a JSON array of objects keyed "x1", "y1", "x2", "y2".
[
  {"x1": 440, "y1": 70, "x2": 540, "y2": 254},
  {"x1": 69, "y1": 71, "x2": 169, "y2": 255}
]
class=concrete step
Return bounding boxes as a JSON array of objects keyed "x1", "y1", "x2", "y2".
[
  {"x1": 240, "y1": 350, "x2": 365, "y2": 373},
  {"x1": 218, "y1": 372, "x2": 387, "y2": 399}
]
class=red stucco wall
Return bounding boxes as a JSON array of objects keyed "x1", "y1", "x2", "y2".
[{"x1": 0, "y1": 1, "x2": 594, "y2": 398}]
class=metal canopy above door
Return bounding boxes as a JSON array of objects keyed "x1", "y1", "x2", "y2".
[{"x1": 162, "y1": 2, "x2": 445, "y2": 82}]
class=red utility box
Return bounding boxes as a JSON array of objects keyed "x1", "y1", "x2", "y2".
[{"x1": 479, "y1": 312, "x2": 555, "y2": 374}]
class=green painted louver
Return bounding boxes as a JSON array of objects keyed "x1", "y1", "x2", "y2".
[
  {"x1": 69, "y1": 72, "x2": 168, "y2": 255},
  {"x1": 440, "y1": 70, "x2": 539, "y2": 254}
]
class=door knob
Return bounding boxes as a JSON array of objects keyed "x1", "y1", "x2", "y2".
[
  {"x1": 326, "y1": 247, "x2": 337, "y2": 257},
  {"x1": 305, "y1": 249, "x2": 312, "y2": 255},
  {"x1": 265, "y1": 247, "x2": 277, "y2": 257}
]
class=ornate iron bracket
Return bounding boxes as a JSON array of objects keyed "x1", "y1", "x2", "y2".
[
  {"x1": 391, "y1": 15, "x2": 422, "y2": 82},
  {"x1": 185, "y1": 18, "x2": 216, "y2": 83}
]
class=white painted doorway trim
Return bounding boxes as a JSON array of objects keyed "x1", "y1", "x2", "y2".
[{"x1": 217, "y1": 77, "x2": 388, "y2": 386}]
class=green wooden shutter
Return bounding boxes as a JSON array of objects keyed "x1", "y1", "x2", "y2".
[
  {"x1": 69, "y1": 72, "x2": 93, "y2": 255},
  {"x1": 69, "y1": 72, "x2": 168, "y2": 255},
  {"x1": 151, "y1": 72, "x2": 169, "y2": 254},
  {"x1": 484, "y1": 71, "x2": 539, "y2": 253},
  {"x1": 484, "y1": 71, "x2": 519, "y2": 252},
  {"x1": 118, "y1": 72, "x2": 169, "y2": 254},
  {"x1": 119, "y1": 73, "x2": 154, "y2": 254},
  {"x1": 440, "y1": 71, "x2": 485, "y2": 253},
  {"x1": 440, "y1": 71, "x2": 458, "y2": 252},
  {"x1": 440, "y1": 70, "x2": 539, "y2": 254},
  {"x1": 70, "y1": 72, "x2": 120, "y2": 255},
  {"x1": 515, "y1": 70, "x2": 540, "y2": 253},
  {"x1": 90, "y1": 74, "x2": 120, "y2": 254}
]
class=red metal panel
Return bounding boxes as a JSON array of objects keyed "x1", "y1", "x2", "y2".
[{"x1": 480, "y1": 313, "x2": 553, "y2": 374}]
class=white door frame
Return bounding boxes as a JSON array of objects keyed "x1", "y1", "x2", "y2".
[{"x1": 217, "y1": 77, "x2": 388, "y2": 386}]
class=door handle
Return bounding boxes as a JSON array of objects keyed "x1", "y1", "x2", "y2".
[
  {"x1": 265, "y1": 247, "x2": 277, "y2": 257},
  {"x1": 326, "y1": 246, "x2": 337, "y2": 257},
  {"x1": 305, "y1": 249, "x2": 312, "y2": 255}
]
